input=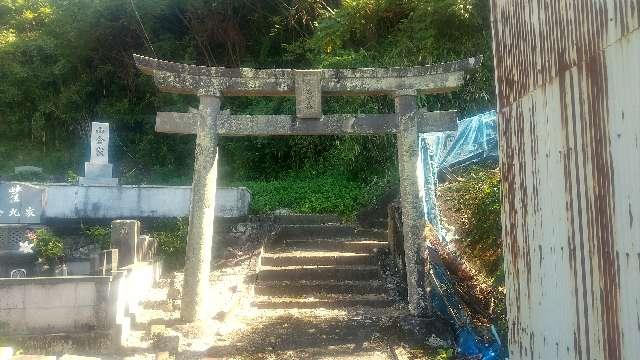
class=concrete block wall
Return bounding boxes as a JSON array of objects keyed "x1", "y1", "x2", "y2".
[
  {"x1": 0, "y1": 276, "x2": 112, "y2": 335},
  {"x1": 0, "y1": 263, "x2": 160, "y2": 349}
]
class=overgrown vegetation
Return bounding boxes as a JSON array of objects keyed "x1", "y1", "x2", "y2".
[
  {"x1": 33, "y1": 228, "x2": 64, "y2": 268},
  {"x1": 439, "y1": 167, "x2": 502, "y2": 284},
  {"x1": 151, "y1": 218, "x2": 189, "y2": 271},
  {"x1": 83, "y1": 225, "x2": 111, "y2": 251},
  {"x1": 437, "y1": 166, "x2": 505, "y2": 340},
  {"x1": 0, "y1": 0, "x2": 495, "y2": 218}
]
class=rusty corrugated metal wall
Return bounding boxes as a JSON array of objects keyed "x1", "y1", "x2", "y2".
[{"x1": 491, "y1": 1, "x2": 639, "y2": 359}]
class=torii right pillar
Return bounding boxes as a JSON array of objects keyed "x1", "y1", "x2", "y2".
[
  {"x1": 395, "y1": 90, "x2": 431, "y2": 316},
  {"x1": 491, "y1": 1, "x2": 640, "y2": 358}
]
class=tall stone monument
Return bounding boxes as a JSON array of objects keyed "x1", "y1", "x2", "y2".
[{"x1": 79, "y1": 122, "x2": 118, "y2": 186}]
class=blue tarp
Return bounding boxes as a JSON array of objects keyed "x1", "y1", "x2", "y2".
[
  {"x1": 419, "y1": 110, "x2": 499, "y2": 244},
  {"x1": 417, "y1": 110, "x2": 502, "y2": 360}
]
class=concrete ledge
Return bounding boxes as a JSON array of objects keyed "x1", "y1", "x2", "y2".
[
  {"x1": 0, "y1": 276, "x2": 111, "y2": 286},
  {"x1": 26, "y1": 183, "x2": 251, "y2": 219}
]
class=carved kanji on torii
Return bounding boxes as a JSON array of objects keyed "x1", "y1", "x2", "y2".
[{"x1": 134, "y1": 54, "x2": 480, "y2": 322}]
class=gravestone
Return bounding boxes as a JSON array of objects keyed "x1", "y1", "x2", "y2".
[
  {"x1": 0, "y1": 182, "x2": 44, "y2": 224},
  {"x1": 111, "y1": 220, "x2": 139, "y2": 266},
  {"x1": 79, "y1": 122, "x2": 118, "y2": 186}
]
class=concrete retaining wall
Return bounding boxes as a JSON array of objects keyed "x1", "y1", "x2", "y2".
[
  {"x1": 0, "y1": 276, "x2": 112, "y2": 335},
  {"x1": 0, "y1": 262, "x2": 160, "y2": 352},
  {"x1": 41, "y1": 184, "x2": 250, "y2": 219}
]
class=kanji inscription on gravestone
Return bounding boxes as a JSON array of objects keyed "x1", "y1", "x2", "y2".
[
  {"x1": 91, "y1": 122, "x2": 109, "y2": 164},
  {"x1": 79, "y1": 122, "x2": 118, "y2": 186},
  {"x1": 0, "y1": 182, "x2": 44, "y2": 224},
  {"x1": 294, "y1": 70, "x2": 322, "y2": 119}
]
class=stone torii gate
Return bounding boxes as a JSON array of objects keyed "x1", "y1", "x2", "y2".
[{"x1": 134, "y1": 54, "x2": 480, "y2": 322}]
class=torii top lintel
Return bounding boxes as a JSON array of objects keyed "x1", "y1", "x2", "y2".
[{"x1": 133, "y1": 54, "x2": 481, "y2": 97}]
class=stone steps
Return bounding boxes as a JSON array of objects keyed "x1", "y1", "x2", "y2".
[
  {"x1": 255, "y1": 222, "x2": 391, "y2": 309},
  {"x1": 260, "y1": 251, "x2": 375, "y2": 266},
  {"x1": 268, "y1": 239, "x2": 389, "y2": 253},
  {"x1": 253, "y1": 294, "x2": 393, "y2": 309},
  {"x1": 278, "y1": 225, "x2": 386, "y2": 241},
  {"x1": 131, "y1": 310, "x2": 181, "y2": 331},
  {"x1": 257, "y1": 265, "x2": 380, "y2": 282},
  {"x1": 254, "y1": 280, "x2": 386, "y2": 296}
]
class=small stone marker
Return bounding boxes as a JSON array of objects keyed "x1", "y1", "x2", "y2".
[
  {"x1": 79, "y1": 122, "x2": 118, "y2": 186},
  {"x1": 0, "y1": 182, "x2": 44, "y2": 224},
  {"x1": 294, "y1": 70, "x2": 322, "y2": 118},
  {"x1": 111, "y1": 220, "x2": 139, "y2": 266}
]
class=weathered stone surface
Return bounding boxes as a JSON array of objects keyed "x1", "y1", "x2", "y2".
[
  {"x1": 181, "y1": 95, "x2": 220, "y2": 322},
  {"x1": 156, "y1": 112, "x2": 399, "y2": 135},
  {"x1": 0, "y1": 182, "x2": 44, "y2": 224},
  {"x1": 395, "y1": 94, "x2": 431, "y2": 316},
  {"x1": 133, "y1": 54, "x2": 481, "y2": 96},
  {"x1": 110, "y1": 220, "x2": 139, "y2": 267},
  {"x1": 294, "y1": 69, "x2": 322, "y2": 118},
  {"x1": 156, "y1": 112, "x2": 458, "y2": 136},
  {"x1": 221, "y1": 114, "x2": 397, "y2": 136}
]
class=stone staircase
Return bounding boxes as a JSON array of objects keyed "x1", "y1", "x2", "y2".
[{"x1": 254, "y1": 223, "x2": 392, "y2": 309}]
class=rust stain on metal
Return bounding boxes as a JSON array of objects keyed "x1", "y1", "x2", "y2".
[{"x1": 492, "y1": 0, "x2": 639, "y2": 358}]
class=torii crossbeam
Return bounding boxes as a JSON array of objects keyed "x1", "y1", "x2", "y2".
[{"x1": 133, "y1": 54, "x2": 481, "y2": 322}]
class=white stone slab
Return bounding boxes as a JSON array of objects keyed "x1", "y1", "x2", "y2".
[
  {"x1": 84, "y1": 163, "x2": 113, "y2": 178},
  {"x1": 90, "y1": 122, "x2": 109, "y2": 164}
]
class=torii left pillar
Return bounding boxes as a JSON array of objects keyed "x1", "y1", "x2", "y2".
[{"x1": 181, "y1": 95, "x2": 220, "y2": 322}]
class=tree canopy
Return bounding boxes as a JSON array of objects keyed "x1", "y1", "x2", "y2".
[{"x1": 0, "y1": 0, "x2": 495, "y2": 215}]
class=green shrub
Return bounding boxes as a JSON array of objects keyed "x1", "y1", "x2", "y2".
[
  {"x1": 239, "y1": 171, "x2": 392, "y2": 220},
  {"x1": 65, "y1": 170, "x2": 79, "y2": 184},
  {"x1": 34, "y1": 228, "x2": 64, "y2": 267},
  {"x1": 152, "y1": 218, "x2": 189, "y2": 271},
  {"x1": 83, "y1": 225, "x2": 111, "y2": 250},
  {"x1": 438, "y1": 166, "x2": 506, "y2": 343},
  {"x1": 439, "y1": 167, "x2": 502, "y2": 284}
]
